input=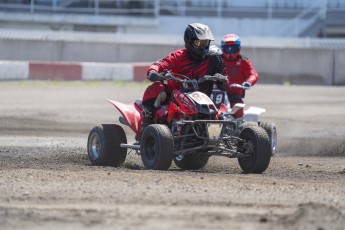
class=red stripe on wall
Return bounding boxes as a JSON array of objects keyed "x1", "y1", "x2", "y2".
[
  {"x1": 29, "y1": 62, "x2": 82, "y2": 80},
  {"x1": 133, "y1": 63, "x2": 150, "y2": 82}
]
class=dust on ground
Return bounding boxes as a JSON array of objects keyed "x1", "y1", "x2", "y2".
[{"x1": 0, "y1": 82, "x2": 344, "y2": 230}]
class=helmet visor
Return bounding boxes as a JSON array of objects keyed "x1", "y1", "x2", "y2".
[
  {"x1": 192, "y1": 39, "x2": 210, "y2": 48},
  {"x1": 222, "y1": 45, "x2": 240, "y2": 54}
]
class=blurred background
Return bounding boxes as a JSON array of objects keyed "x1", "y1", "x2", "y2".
[{"x1": 0, "y1": 0, "x2": 345, "y2": 84}]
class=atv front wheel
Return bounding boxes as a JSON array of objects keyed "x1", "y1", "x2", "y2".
[
  {"x1": 174, "y1": 153, "x2": 210, "y2": 170},
  {"x1": 140, "y1": 124, "x2": 173, "y2": 170},
  {"x1": 87, "y1": 124, "x2": 127, "y2": 167},
  {"x1": 237, "y1": 126, "x2": 271, "y2": 173}
]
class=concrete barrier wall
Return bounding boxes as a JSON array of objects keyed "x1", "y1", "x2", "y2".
[
  {"x1": 334, "y1": 50, "x2": 345, "y2": 85},
  {"x1": 0, "y1": 38, "x2": 344, "y2": 85},
  {"x1": 243, "y1": 47, "x2": 335, "y2": 85},
  {"x1": 63, "y1": 42, "x2": 119, "y2": 63},
  {"x1": 82, "y1": 62, "x2": 133, "y2": 81},
  {"x1": 0, "y1": 40, "x2": 64, "y2": 61},
  {"x1": 0, "y1": 39, "x2": 181, "y2": 63},
  {"x1": 0, "y1": 61, "x2": 28, "y2": 80},
  {"x1": 29, "y1": 62, "x2": 82, "y2": 80},
  {"x1": 0, "y1": 61, "x2": 150, "y2": 81}
]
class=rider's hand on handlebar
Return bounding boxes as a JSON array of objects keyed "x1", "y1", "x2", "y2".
[
  {"x1": 199, "y1": 74, "x2": 228, "y2": 84},
  {"x1": 242, "y1": 81, "x2": 251, "y2": 89},
  {"x1": 147, "y1": 70, "x2": 165, "y2": 82},
  {"x1": 198, "y1": 75, "x2": 210, "y2": 83}
]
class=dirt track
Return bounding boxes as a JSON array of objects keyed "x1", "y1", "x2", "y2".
[{"x1": 0, "y1": 81, "x2": 345, "y2": 230}]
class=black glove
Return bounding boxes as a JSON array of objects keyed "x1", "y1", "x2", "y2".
[
  {"x1": 213, "y1": 73, "x2": 228, "y2": 84},
  {"x1": 198, "y1": 75, "x2": 208, "y2": 83},
  {"x1": 147, "y1": 70, "x2": 164, "y2": 82}
]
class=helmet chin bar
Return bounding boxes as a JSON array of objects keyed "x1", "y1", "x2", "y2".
[
  {"x1": 199, "y1": 47, "x2": 210, "y2": 58},
  {"x1": 188, "y1": 46, "x2": 209, "y2": 60},
  {"x1": 223, "y1": 52, "x2": 239, "y2": 61}
]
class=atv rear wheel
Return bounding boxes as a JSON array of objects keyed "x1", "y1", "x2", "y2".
[
  {"x1": 174, "y1": 153, "x2": 210, "y2": 170},
  {"x1": 140, "y1": 124, "x2": 173, "y2": 170},
  {"x1": 259, "y1": 121, "x2": 277, "y2": 156},
  {"x1": 237, "y1": 126, "x2": 271, "y2": 174},
  {"x1": 87, "y1": 124, "x2": 127, "y2": 167}
]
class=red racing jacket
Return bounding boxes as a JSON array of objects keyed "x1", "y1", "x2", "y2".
[
  {"x1": 223, "y1": 55, "x2": 258, "y2": 97},
  {"x1": 147, "y1": 48, "x2": 228, "y2": 95}
]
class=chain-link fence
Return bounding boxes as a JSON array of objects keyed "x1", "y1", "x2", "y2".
[{"x1": 1, "y1": 29, "x2": 345, "y2": 49}]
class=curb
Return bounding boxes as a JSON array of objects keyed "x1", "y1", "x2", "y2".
[{"x1": 0, "y1": 61, "x2": 151, "y2": 81}]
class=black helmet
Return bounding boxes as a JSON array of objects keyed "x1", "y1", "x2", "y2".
[{"x1": 184, "y1": 23, "x2": 215, "y2": 60}]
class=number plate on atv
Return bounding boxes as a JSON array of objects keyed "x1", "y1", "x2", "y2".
[{"x1": 207, "y1": 123, "x2": 223, "y2": 140}]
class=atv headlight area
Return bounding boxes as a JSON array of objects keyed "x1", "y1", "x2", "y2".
[
  {"x1": 207, "y1": 123, "x2": 223, "y2": 140},
  {"x1": 175, "y1": 120, "x2": 231, "y2": 142}
]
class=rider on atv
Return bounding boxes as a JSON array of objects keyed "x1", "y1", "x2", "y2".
[
  {"x1": 220, "y1": 34, "x2": 259, "y2": 117},
  {"x1": 141, "y1": 23, "x2": 229, "y2": 132},
  {"x1": 87, "y1": 27, "x2": 274, "y2": 172}
]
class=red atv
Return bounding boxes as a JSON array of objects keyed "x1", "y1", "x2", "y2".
[{"x1": 87, "y1": 70, "x2": 272, "y2": 173}]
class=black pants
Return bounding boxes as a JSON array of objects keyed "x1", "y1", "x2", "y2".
[{"x1": 228, "y1": 93, "x2": 244, "y2": 105}]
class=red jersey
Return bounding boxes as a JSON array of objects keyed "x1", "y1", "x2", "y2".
[
  {"x1": 147, "y1": 48, "x2": 228, "y2": 94},
  {"x1": 223, "y1": 55, "x2": 258, "y2": 97}
]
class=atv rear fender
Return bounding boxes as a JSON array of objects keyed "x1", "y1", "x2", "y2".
[
  {"x1": 244, "y1": 106, "x2": 266, "y2": 123},
  {"x1": 107, "y1": 99, "x2": 142, "y2": 135}
]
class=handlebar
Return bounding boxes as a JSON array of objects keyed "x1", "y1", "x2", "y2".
[
  {"x1": 230, "y1": 83, "x2": 250, "y2": 90},
  {"x1": 161, "y1": 70, "x2": 184, "y2": 83},
  {"x1": 161, "y1": 70, "x2": 227, "y2": 84},
  {"x1": 161, "y1": 70, "x2": 198, "y2": 91},
  {"x1": 162, "y1": 70, "x2": 248, "y2": 91}
]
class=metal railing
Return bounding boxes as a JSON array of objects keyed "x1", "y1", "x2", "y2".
[
  {"x1": 1, "y1": 0, "x2": 344, "y2": 17},
  {"x1": 0, "y1": 0, "x2": 159, "y2": 16},
  {"x1": 1, "y1": 0, "x2": 345, "y2": 37},
  {"x1": 1, "y1": 28, "x2": 345, "y2": 49},
  {"x1": 274, "y1": 0, "x2": 327, "y2": 36}
]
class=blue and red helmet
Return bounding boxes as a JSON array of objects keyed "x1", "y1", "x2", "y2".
[{"x1": 221, "y1": 34, "x2": 241, "y2": 61}]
